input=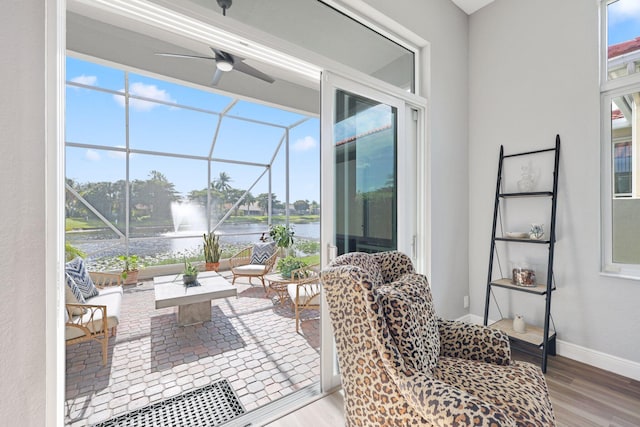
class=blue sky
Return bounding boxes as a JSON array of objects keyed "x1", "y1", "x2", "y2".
[
  {"x1": 608, "y1": 0, "x2": 640, "y2": 45},
  {"x1": 66, "y1": 56, "x2": 320, "y2": 204}
]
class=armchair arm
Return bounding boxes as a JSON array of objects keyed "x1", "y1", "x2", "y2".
[
  {"x1": 89, "y1": 271, "x2": 123, "y2": 288},
  {"x1": 396, "y1": 373, "x2": 516, "y2": 427},
  {"x1": 263, "y1": 250, "x2": 278, "y2": 271},
  {"x1": 438, "y1": 318, "x2": 511, "y2": 366},
  {"x1": 229, "y1": 247, "x2": 252, "y2": 268},
  {"x1": 65, "y1": 303, "x2": 108, "y2": 339}
]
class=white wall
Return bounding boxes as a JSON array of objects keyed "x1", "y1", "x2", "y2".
[
  {"x1": 0, "y1": 1, "x2": 55, "y2": 425},
  {"x1": 362, "y1": 0, "x2": 470, "y2": 319},
  {"x1": 469, "y1": 0, "x2": 640, "y2": 365}
]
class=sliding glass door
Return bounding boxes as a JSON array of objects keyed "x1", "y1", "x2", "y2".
[{"x1": 320, "y1": 72, "x2": 419, "y2": 389}]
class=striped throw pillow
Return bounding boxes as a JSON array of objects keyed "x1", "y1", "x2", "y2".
[
  {"x1": 250, "y1": 241, "x2": 276, "y2": 265},
  {"x1": 65, "y1": 257, "x2": 99, "y2": 299}
]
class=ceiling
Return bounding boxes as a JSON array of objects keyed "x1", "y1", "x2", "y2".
[
  {"x1": 451, "y1": 0, "x2": 495, "y2": 15},
  {"x1": 66, "y1": 0, "x2": 415, "y2": 116}
]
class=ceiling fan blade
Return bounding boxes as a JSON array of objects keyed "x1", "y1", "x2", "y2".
[
  {"x1": 155, "y1": 52, "x2": 215, "y2": 61},
  {"x1": 210, "y1": 47, "x2": 228, "y2": 59},
  {"x1": 233, "y1": 60, "x2": 275, "y2": 84},
  {"x1": 211, "y1": 69, "x2": 224, "y2": 86}
]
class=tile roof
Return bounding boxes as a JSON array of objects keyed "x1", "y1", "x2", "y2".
[
  {"x1": 612, "y1": 109, "x2": 624, "y2": 120},
  {"x1": 609, "y1": 37, "x2": 640, "y2": 59}
]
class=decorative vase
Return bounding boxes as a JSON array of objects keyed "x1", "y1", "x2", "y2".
[
  {"x1": 517, "y1": 161, "x2": 536, "y2": 192},
  {"x1": 183, "y1": 274, "x2": 198, "y2": 286},
  {"x1": 529, "y1": 223, "x2": 544, "y2": 240},
  {"x1": 205, "y1": 262, "x2": 220, "y2": 272},
  {"x1": 513, "y1": 315, "x2": 526, "y2": 334}
]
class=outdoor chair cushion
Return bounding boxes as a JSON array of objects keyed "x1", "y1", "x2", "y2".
[
  {"x1": 66, "y1": 257, "x2": 99, "y2": 299},
  {"x1": 66, "y1": 286, "x2": 123, "y2": 340},
  {"x1": 234, "y1": 264, "x2": 268, "y2": 275},
  {"x1": 250, "y1": 241, "x2": 276, "y2": 264},
  {"x1": 286, "y1": 283, "x2": 320, "y2": 306}
]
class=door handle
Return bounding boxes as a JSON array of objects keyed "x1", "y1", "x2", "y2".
[{"x1": 327, "y1": 244, "x2": 337, "y2": 262}]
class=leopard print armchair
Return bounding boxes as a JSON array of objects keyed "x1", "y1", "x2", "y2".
[{"x1": 322, "y1": 251, "x2": 555, "y2": 427}]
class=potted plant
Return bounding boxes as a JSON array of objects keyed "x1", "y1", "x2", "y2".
[
  {"x1": 182, "y1": 258, "x2": 199, "y2": 286},
  {"x1": 276, "y1": 255, "x2": 308, "y2": 279},
  {"x1": 65, "y1": 242, "x2": 86, "y2": 262},
  {"x1": 118, "y1": 254, "x2": 141, "y2": 285},
  {"x1": 203, "y1": 232, "x2": 222, "y2": 272},
  {"x1": 269, "y1": 224, "x2": 295, "y2": 257}
]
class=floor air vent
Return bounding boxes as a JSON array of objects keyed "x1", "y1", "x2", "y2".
[{"x1": 93, "y1": 379, "x2": 245, "y2": 427}]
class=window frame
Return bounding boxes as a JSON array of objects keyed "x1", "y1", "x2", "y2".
[{"x1": 600, "y1": 0, "x2": 640, "y2": 279}]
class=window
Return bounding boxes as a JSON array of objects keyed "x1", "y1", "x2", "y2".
[{"x1": 601, "y1": 0, "x2": 640, "y2": 276}]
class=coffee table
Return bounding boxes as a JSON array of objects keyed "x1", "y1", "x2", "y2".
[
  {"x1": 154, "y1": 271, "x2": 237, "y2": 326},
  {"x1": 264, "y1": 273, "x2": 298, "y2": 304}
]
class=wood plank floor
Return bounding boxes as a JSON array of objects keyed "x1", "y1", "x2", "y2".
[{"x1": 267, "y1": 351, "x2": 640, "y2": 426}]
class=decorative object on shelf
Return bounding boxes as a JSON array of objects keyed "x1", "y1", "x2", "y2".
[
  {"x1": 276, "y1": 255, "x2": 307, "y2": 279},
  {"x1": 118, "y1": 254, "x2": 141, "y2": 285},
  {"x1": 506, "y1": 231, "x2": 529, "y2": 239},
  {"x1": 513, "y1": 315, "x2": 527, "y2": 333},
  {"x1": 512, "y1": 264, "x2": 536, "y2": 287},
  {"x1": 517, "y1": 160, "x2": 537, "y2": 192},
  {"x1": 529, "y1": 223, "x2": 544, "y2": 240},
  {"x1": 203, "y1": 232, "x2": 222, "y2": 272},
  {"x1": 182, "y1": 259, "x2": 200, "y2": 287}
]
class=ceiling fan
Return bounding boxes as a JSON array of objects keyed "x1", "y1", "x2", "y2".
[{"x1": 155, "y1": 47, "x2": 275, "y2": 86}]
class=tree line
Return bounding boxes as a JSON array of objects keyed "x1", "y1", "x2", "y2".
[{"x1": 66, "y1": 170, "x2": 319, "y2": 227}]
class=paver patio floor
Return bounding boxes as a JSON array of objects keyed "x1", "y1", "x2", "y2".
[{"x1": 65, "y1": 273, "x2": 320, "y2": 426}]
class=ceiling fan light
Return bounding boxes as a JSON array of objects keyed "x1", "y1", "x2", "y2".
[{"x1": 216, "y1": 59, "x2": 234, "y2": 72}]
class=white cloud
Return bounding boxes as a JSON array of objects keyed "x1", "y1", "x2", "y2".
[
  {"x1": 85, "y1": 149, "x2": 101, "y2": 161},
  {"x1": 70, "y1": 75, "x2": 97, "y2": 86},
  {"x1": 107, "y1": 147, "x2": 127, "y2": 159},
  {"x1": 113, "y1": 82, "x2": 177, "y2": 112},
  {"x1": 293, "y1": 136, "x2": 317, "y2": 152},
  {"x1": 609, "y1": 0, "x2": 640, "y2": 24}
]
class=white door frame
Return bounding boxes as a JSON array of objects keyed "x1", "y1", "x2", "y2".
[{"x1": 319, "y1": 70, "x2": 425, "y2": 390}]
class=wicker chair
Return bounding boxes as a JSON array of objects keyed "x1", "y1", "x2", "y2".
[
  {"x1": 287, "y1": 264, "x2": 321, "y2": 332},
  {"x1": 65, "y1": 271, "x2": 123, "y2": 365},
  {"x1": 228, "y1": 245, "x2": 278, "y2": 291},
  {"x1": 322, "y1": 251, "x2": 555, "y2": 427}
]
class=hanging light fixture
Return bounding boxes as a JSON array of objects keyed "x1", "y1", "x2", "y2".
[{"x1": 217, "y1": 0, "x2": 232, "y2": 16}]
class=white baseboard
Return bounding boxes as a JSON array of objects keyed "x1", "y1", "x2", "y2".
[{"x1": 460, "y1": 314, "x2": 640, "y2": 381}]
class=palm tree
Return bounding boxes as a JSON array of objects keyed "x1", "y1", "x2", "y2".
[
  {"x1": 244, "y1": 192, "x2": 256, "y2": 215},
  {"x1": 212, "y1": 172, "x2": 232, "y2": 193}
]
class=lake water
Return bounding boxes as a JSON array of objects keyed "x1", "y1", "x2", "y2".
[{"x1": 70, "y1": 222, "x2": 320, "y2": 266}]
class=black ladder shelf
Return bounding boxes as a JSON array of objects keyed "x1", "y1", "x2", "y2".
[{"x1": 483, "y1": 135, "x2": 560, "y2": 373}]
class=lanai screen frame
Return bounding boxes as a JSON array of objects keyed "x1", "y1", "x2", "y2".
[{"x1": 65, "y1": 54, "x2": 315, "y2": 261}]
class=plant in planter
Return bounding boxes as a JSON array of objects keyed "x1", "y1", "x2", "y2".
[
  {"x1": 65, "y1": 242, "x2": 87, "y2": 262},
  {"x1": 269, "y1": 224, "x2": 295, "y2": 257},
  {"x1": 203, "y1": 232, "x2": 222, "y2": 272},
  {"x1": 118, "y1": 254, "x2": 141, "y2": 285},
  {"x1": 276, "y1": 255, "x2": 308, "y2": 279},
  {"x1": 182, "y1": 258, "x2": 199, "y2": 286}
]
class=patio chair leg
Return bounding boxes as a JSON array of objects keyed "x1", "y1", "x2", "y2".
[
  {"x1": 232, "y1": 275, "x2": 237, "y2": 286},
  {"x1": 102, "y1": 336, "x2": 108, "y2": 366},
  {"x1": 260, "y1": 277, "x2": 267, "y2": 293}
]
